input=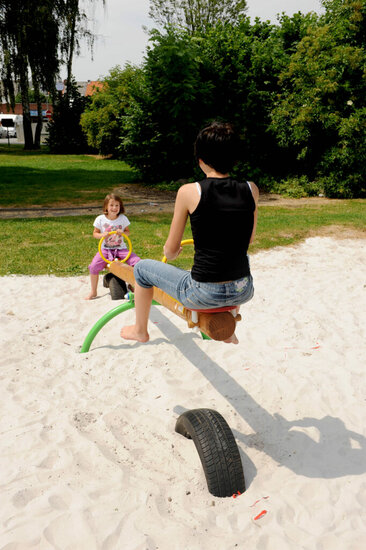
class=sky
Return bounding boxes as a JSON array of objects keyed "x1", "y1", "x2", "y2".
[{"x1": 68, "y1": 0, "x2": 324, "y2": 82}]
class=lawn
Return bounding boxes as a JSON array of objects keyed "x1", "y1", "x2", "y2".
[
  {"x1": 1, "y1": 201, "x2": 365, "y2": 276},
  {"x1": 1, "y1": 147, "x2": 365, "y2": 276},
  {"x1": 0, "y1": 146, "x2": 139, "y2": 207}
]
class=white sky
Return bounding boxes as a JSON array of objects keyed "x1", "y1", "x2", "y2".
[{"x1": 69, "y1": 0, "x2": 324, "y2": 81}]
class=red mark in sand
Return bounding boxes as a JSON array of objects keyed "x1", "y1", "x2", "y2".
[
  {"x1": 250, "y1": 496, "x2": 269, "y2": 507},
  {"x1": 254, "y1": 510, "x2": 267, "y2": 520}
]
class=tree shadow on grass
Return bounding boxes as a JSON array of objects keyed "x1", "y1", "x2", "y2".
[{"x1": 0, "y1": 165, "x2": 139, "y2": 207}]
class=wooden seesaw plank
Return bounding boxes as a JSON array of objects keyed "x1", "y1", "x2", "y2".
[{"x1": 108, "y1": 262, "x2": 239, "y2": 341}]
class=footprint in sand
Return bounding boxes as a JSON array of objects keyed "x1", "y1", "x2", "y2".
[{"x1": 12, "y1": 487, "x2": 40, "y2": 508}]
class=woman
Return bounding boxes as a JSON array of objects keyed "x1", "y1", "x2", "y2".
[{"x1": 121, "y1": 121, "x2": 259, "y2": 344}]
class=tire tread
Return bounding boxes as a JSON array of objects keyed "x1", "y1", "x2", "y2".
[{"x1": 175, "y1": 408, "x2": 245, "y2": 497}]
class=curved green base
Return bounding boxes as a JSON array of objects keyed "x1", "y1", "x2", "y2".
[
  {"x1": 80, "y1": 300, "x2": 135, "y2": 353},
  {"x1": 80, "y1": 295, "x2": 164, "y2": 353},
  {"x1": 80, "y1": 293, "x2": 212, "y2": 352}
]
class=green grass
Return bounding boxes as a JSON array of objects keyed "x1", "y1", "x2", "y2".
[
  {"x1": 250, "y1": 200, "x2": 366, "y2": 253},
  {"x1": 0, "y1": 201, "x2": 364, "y2": 276},
  {"x1": 0, "y1": 146, "x2": 139, "y2": 206}
]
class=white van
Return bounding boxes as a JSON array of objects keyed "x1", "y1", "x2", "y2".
[{"x1": 0, "y1": 114, "x2": 22, "y2": 139}]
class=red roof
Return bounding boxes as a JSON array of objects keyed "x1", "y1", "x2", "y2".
[{"x1": 85, "y1": 81, "x2": 104, "y2": 96}]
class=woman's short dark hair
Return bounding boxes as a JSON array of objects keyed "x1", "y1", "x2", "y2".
[{"x1": 194, "y1": 121, "x2": 239, "y2": 174}]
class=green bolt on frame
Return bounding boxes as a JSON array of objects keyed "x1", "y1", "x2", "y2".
[{"x1": 80, "y1": 294, "x2": 161, "y2": 353}]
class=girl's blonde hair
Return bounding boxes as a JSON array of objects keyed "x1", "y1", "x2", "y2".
[{"x1": 103, "y1": 193, "x2": 125, "y2": 215}]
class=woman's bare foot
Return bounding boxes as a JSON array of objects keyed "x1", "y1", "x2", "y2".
[
  {"x1": 224, "y1": 332, "x2": 239, "y2": 344},
  {"x1": 84, "y1": 292, "x2": 97, "y2": 300},
  {"x1": 120, "y1": 325, "x2": 149, "y2": 343}
]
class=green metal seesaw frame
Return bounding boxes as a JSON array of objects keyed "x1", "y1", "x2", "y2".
[{"x1": 80, "y1": 292, "x2": 211, "y2": 353}]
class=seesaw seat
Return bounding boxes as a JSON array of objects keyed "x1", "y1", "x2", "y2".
[
  {"x1": 80, "y1": 262, "x2": 242, "y2": 352},
  {"x1": 109, "y1": 262, "x2": 241, "y2": 340}
]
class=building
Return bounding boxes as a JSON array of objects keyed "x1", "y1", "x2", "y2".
[{"x1": 0, "y1": 81, "x2": 101, "y2": 142}]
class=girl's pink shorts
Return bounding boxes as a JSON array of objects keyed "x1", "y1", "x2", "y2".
[{"x1": 88, "y1": 248, "x2": 141, "y2": 275}]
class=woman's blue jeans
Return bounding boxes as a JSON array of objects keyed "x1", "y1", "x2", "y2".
[{"x1": 134, "y1": 259, "x2": 254, "y2": 310}]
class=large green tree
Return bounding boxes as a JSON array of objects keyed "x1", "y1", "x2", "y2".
[
  {"x1": 149, "y1": 0, "x2": 247, "y2": 34},
  {"x1": 81, "y1": 65, "x2": 137, "y2": 156},
  {"x1": 118, "y1": 15, "x2": 314, "y2": 184},
  {"x1": 120, "y1": 29, "x2": 212, "y2": 181},
  {"x1": 58, "y1": 0, "x2": 105, "y2": 102},
  {"x1": 0, "y1": 0, "x2": 104, "y2": 149},
  {"x1": 271, "y1": 0, "x2": 366, "y2": 197}
]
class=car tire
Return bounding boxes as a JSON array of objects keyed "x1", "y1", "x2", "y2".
[
  {"x1": 108, "y1": 275, "x2": 127, "y2": 300},
  {"x1": 175, "y1": 408, "x2": 245, "y2": 497}
]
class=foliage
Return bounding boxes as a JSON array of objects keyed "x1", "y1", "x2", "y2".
[
  {"x1": 196, "y1": 18, "x2": 288, "y2": 181},
  {"x1": 57, "y1": 0, "x2": 105, "y2": 95},
  {"x1": 0, "y1": 1, "x2": 104, "y2": 149},
  {"x1": 80, "y1": 65, "x2": 138, "y2": 156},
  {"x1": 46, "y1": 79, "x2": 91, "y2": 153},
  {"x1": 272, "y1": 176, "x2": 323, "y2": 198},
  {"x1": 0, "y1": 0, "x2": 59, "y2": 149},
  {"x1": 14, "y1": 89, "x2": 48, "y2": 103},
  {"x1": 149, "y1": 0, "x2": 247, "y2": 34},
  {"x1": 120, "y1": 29, "x2": 213, "y2": 182},
  {"x1": 271, "y1": 0, "x2": 366, "y2": 197},
  {"x1": 118, "y1": 16, "x2": 316, "y2": 184}
]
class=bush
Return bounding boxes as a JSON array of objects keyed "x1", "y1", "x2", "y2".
[
  {"x1": 273, "y1": 176, "x2": 323, "y2": 198},
  {"x1": 120, "y1": 29, "x2": 211, "y2": 182},
  {"x1": 81, "y1": 66, "x2": 138, "y2": 157},
  {"x1": 47, "y1": 80, "x2": 91, "y2": 154}
]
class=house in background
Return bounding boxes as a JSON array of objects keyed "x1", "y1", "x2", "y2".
[{"x1": 78, "y1": 80, "x2": 104, "y2": 96}]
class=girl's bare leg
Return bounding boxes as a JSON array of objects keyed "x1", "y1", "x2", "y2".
[
  {"x1": 85, "y1": 274, "x2": 99, "y2": 300},
  {"x1": 120, "y1": 283, "x2": 153, "y2": 342}
]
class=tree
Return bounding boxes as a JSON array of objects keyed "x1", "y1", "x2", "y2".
[
  {"x1": 47, "y1": 78, "x2": 90, "y2": 153},
  {"x1": 149, "y1": 0, "x2": 247, "y2": 34},
  {"x1": 271, "y1": 1, "x2": 366, "y2": 197},
  {"x1": 120, "y1": 29, "x2": 213, "y2": 181},
  {"x1": 57, "y1": 0, "x2": 105, "y2": 101},
  {"x1": 81, "y1": 65, "x2": 137, "y2": 156},
  {"x1": 0, "y1": 0, "x2": 37, "y2": 148},
  {"x1": 118, "y1": 16, "x2": 313, "y2": 184},
  {"x1": 0, "y1": 0, "x2": 104, "y2": 149},
  {"x1": 27, "y1": 1, "x2": 59, "y2": 147},
  {"x1": 14, "y1": 89, "x2": 47, "y2": 103}
]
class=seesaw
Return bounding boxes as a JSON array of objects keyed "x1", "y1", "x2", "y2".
[
  {"x1": 80, "y1": 235, "x2": 242, "y2": 353},
  {"x1": 80, "y1": 234, "x2": 247, "y2": 498}
]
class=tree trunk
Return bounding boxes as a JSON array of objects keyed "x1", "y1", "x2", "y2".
[
  {"x1": 33, "y1": 78, "x2": 43, "y2": 149},
  {"x1": 66, "y1": 15, "x2": 76, "y2": 105},
  {"x1": 18, "y1": 59, "x2": 33, "y2": 150}
]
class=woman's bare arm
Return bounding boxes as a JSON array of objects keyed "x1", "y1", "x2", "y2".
[
  {"x1": 249, "y1": 182, "x2": 259, "y2": 244},
  {"x1": 163, "y1": 184, "x2": 198, "y2": 260}
]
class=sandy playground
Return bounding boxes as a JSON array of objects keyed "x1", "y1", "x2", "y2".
[{"x1": 0, "y1": 236, "x2": 365, "y2": 549}]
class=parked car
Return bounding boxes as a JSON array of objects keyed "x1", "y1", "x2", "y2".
[
  {"x1": 6, "y1": 126, "x2": 16, "y2": 138},
  {"x1": 0, "y1": 126, "x2": 16, "y2": 138}
]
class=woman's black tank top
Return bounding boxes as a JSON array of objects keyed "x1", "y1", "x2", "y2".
[{"x1": 189, "y1": 177, "x2": 255, "y2": 282}]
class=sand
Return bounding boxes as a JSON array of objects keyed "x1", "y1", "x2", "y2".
[{"x1": 1, "y1": 236, "x2": 365, "y2": 550}]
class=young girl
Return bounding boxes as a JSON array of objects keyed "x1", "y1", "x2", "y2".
[
  {"x1": 120, "y1": 121, "x2": 259, "y2": 344},
  {"x1": 85, "y1": 193, "x2": 140, "y2": 300}
]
